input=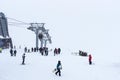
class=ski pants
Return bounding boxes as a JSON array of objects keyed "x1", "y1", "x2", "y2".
[{"x1": 55, "y1": 69, "x2": 61, "y2": 76}]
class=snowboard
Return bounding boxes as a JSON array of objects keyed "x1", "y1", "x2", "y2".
[{"x1": 52, "y1": 68, "x2": 57, "y2": 73}]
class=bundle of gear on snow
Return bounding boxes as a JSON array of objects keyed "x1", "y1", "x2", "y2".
[{"x1": 79, "y1": 50, "x2": 88, "y2": 56}]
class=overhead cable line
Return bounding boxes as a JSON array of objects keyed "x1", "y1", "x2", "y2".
[
  {"x1": 7, "y1": 17, "x2": 30, "y2": 25},
  {"x1": 8, "y1": 22, "x2": 30, "y2": 25},
  {"x1": 8, "y1": 24, "x2": 28, "y2": 27}
]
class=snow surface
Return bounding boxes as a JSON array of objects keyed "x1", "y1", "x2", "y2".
[
  {"x1": 0, "y1": 0, "x2": 120, "y2": 80},
  {"x1": 0, "y1": 25, "x2": 120, "y2": 80},
  {"x1": 0, "y1": 36, "x2": 4, "y2": 38}
]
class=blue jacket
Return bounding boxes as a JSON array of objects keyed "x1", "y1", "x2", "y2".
[{"x1": 56, "y1": 63, "x2": 62, "y2": 70}]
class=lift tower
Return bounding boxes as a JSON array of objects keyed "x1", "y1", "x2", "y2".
[{"x1": 27, "y1": 23, "x2": 51, "y2": 48}]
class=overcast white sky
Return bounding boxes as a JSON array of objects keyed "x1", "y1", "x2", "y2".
[{"x1": 0, "y1": 0, "x2": 120, "y2": 54}]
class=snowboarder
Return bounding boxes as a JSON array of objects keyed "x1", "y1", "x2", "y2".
[
  {"x1": 22, "y1": 53, "x2": 26, "y2": 65},
  {"x1": 55, "y1": 60, "x2": 62, "y2": 76},
  {"x1": 88, "y1": 54, "x2": 92, "y2": 65}
]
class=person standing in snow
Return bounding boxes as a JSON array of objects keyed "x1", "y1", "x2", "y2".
[
  {"x1": 88, "y1": 54, "x2": 92, "y2": 65},
  {"x1": 54, "y1": 48, "x2": 57, "y2": 56},
  {"x1": 55, "y1": 60, "x2": 62, "y2": 76},
  {"x1": 14, "y1": 49, "x2": 17, "y2": 56},
  {"x1": 31, "y1": 47, "x2": 34, "y2": 52},
  {"x1": 58, "y1": 48, "x2": 61, "y2": 54},
  {"x1": 24, "y1": 47, "x2": 27, "y2": 53},
  {"x1": 45, "y1": 47, "x2": 48, "y2": 56},
  {"x1": 22, "y1": 53, "x2": 26, "y2": 65},
  {"x1": 39, "y1": 47, "x2": 44, "y2": 55},
  {"x1": 10, "y1": 48, "x2": 13, "y2": 56}
]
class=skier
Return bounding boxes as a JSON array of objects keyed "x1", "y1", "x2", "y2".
[
  {"x1": 22, "y1": 53, "x2": 26, "y2": 65},
  {"x1": 88, "y1": 54, "x2": 92, "y2": 65},
  {"x1": 55, "y1": 60, "x2": 62, "y2": 76}
]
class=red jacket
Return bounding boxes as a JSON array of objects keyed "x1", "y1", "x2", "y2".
[{"x1": 89, "y1": 54, "x2": 92, "y2": 61}]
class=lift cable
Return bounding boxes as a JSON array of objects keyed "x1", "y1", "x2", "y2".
[{"x1": 7, "y1": 17, "x2": 30, "y2": 25}]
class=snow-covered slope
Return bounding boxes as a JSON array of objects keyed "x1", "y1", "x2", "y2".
[
  {"x1": 0, "y1": 0, "x2": 120, "y2": 79},
  {"x1": 0, "y1": 25, "x2": 120, "y2": 80}
]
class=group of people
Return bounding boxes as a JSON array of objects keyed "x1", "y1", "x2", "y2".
[
  {"x1": 10, "y1": 48, "x2": 17, "y2": 56},
  {"x1": 39, "y1": 47, "x2": 48, "y2": 56},
  {"x1": 22, "y1": 47, "x2": 62, "y2": 65},
  {"x1": 54, "y1": 48, "x2": 61, "y2": 56},
  {"x1": 9, "y1": 46, "x2": 25, "y2": 64},
  {"x1": 24, "y1": 47, "x2": 62, "y2": 56},
  {"x1": 9, "y1": 46, "x2": 92, "y2": 77},
  {"x1": 24, "y1": 47, "x2": 40, "y2": 53},
  {"x1": 54, "y1": 54, "x2": 92, "y2": 77},
  {"x1": 24, "y1": 47, "x2": 49, "y2": 56},
  {"x1": 78, "y1": 50, "x2": 92, "y2": 65}
]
